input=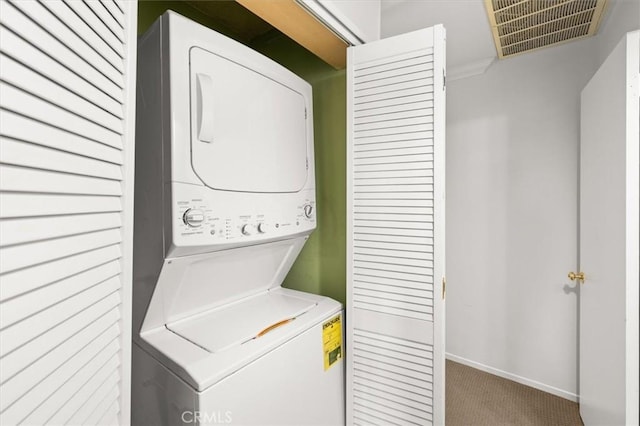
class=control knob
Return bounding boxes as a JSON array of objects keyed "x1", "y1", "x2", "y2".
[
  {"x1": 257, "y1": 223, "x2": 267, "y2": 233},
  {"x1": 303, "y1": 204, "x2": 314, "y2": 218},
  {"x1": 183, "y1": 209, "x2": 204, "y2": 227},
  {"x1": 241, "y1": 224, "x2": 256, "y2": 236}
]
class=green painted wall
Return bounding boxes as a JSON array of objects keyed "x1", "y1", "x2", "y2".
[
  {"x1": 137, "y1": 3, "x2": 347, "y2": 305},
  {"x1": 289, "y1": 72, "x2": 346, "y2": 305}
]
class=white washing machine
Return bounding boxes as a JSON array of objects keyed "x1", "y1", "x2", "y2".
[{"x1": 132, "y1": 11, "x2": 344, "y2": 426}]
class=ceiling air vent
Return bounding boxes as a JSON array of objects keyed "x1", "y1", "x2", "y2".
[{"x1": 485, "y1": 0, "x2": 608, "y2": 58}]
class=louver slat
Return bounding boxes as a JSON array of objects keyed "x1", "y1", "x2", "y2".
[
  {"x1": 40, "y1": 0, "x2": 124, "y2": 76},
  {"x1": 354, "y1": 134, "x2": 435, "y2": 149},
  {"x1": 354, "y1": 140, "x2": 434, "y2": 154},
  {"x1": 0, "y1": 138, "x2": 123, "y2": 180},
  {"x1": 0, "y1": 266, "x2": 121, "y2": 331},
  {"x1": 353, "y1": 274, "x2": 431, "y2": 292},
  {"x1": 0, "y1": 165, "x2": 123, "y2": 196},
  {"x1": 20, "y1": 351, "x2": 121, "y2": 425},
  {"x1": 0, "y1": 290, "x2": 122, "y2": 382},
  {"x1": 355, "y1": 94, "x2": 434, "y2": 115},
  {"x1": 347, "y1": 25, "x2": 445, "y2": 425},
  {"x1": 355, "y1": 100, "x2": 434, "y2": 119},
  {"x1": 1, "y1": 329, "x2": 121, "y2": 424},
  {"x1": 0, "y1": 55, "x2": 123, "y2": 133},
  {"x1": 356, "y1": 226, "x2": 432, "y2": 239},
  {"x1": 0, "y1": 311, "x2": 120, "y2": 414},
  {"x1": 12, "y1": 0, "x2": 124, "y2": 88},
  {"x1": 0, "y1": 193, "x2": 122, "y2": 218},
  {"x1": 0, "y1": 28, "x2": 122, "y2": 119},
  {"x1": 84, "y1": 0, "x2": 125, "y2": 44},
  {"x1": 355, "y1": 391, "x2": 432, "y2": 423},
  {"x1": 101, "y1": 0, "x2": 125, "y2": 28},
  {"x1": 354, "y1": 253, "x2": 433, "y2": 268},
  {"x1": 0, "y1": 83, "x2": 122, "y2": 149},
  {"x1": 63, "y1": 0, "x2": 124, "y2": 58},
  {"x1": 355, "y1": 191, "x2": 433, "y2": 200},
  {"x1": 0, "y1": 110, "x2": 123, "y2": 163},
  {"x1": 355, "y1": 116, "x2": 434, "y2": 133},
  {"x1": 48, "y1": 352, "x2": 121, "y2": 425},
  {"x1": 353, "y1": 382, "x2": 431, "y2": 413},
  {"x1": 354, "y1": 245, "x2": 433, "y2": 258},
  {"x1": 353, "y1": 238, "x2": 432, "y2": 251},
  {"x1": 0, "y1": 1, "x2": 124, "y2": 102},
  {"x1": 0, "y1": 228, "x2": 122, "y2": 286},
  {"x1": 355, "y1": 155, "x2": 434, "y2": 167},
  {"x1": 0, "y1": 84, "x2": 122, "y2": 150},
  {"x1": 0, "y1": 212, "x2": 122, "y2": 246},
  {"x1": 74, "y1": 378, "x2": 120, "y2": 425},
  {"x1": 0, "y1": 285, "x2": 122, "y2": 357},
  {"x1": 0, "y1": 245, "x2": 122, "y2": 301},
  {"x1": 112, "y1": 0, "x2": 126, "y2": 13},
  {"x1": 0, "y1": 0, "x2": 135, "y2": 423}
]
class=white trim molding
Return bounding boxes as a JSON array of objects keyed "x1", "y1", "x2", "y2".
[{"x1": 446, "y1": 352, "x2": 579, "y2": 402}]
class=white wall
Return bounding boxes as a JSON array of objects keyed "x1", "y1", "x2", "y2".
[
  {"x1": 595, "y1": 0, "x2": 640, "y2": 65},
  {"x1": 445, "y1": 38, "x2": 597, "y2": 400}
]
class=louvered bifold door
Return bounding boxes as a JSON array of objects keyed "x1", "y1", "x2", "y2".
[
  {"x1": 0, "y1": 0, "x2": 137, "y2": 424},
  {"x1": 347, "y1": 26, "x2": 446, "y2": 426}
]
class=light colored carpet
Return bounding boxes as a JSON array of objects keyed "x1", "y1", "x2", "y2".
[{"x1": 446, "y1": 360, "x2": 583, "y2": 426}]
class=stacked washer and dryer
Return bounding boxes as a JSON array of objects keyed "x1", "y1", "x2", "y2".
[{"x1": 132, "y1": 11, "x2": 344, "y2": 426}]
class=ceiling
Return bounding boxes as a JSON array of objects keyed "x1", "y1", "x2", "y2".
[
  {"x1": 381, "y1": 0, "x2": 497, "y2": 78},
  {"x1": 380, "y1": 0, "x2": 621, "y2": 79}
]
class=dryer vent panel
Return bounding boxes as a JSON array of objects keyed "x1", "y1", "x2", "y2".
[{"x1": 485, "y1": 0, "x2": 608, "y2": 58}]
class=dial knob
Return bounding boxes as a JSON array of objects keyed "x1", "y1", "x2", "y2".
[
  {"x1": 257, "y1": 223, "x2": 267, "y2": 233},
  {"x1": 303, "y1": 204, "x2": 313, "y2": 218},
  {"x1": 183, "y1": 209, "x2": 204, "y2": 227},
  {"x1": 241, "y1": 224, "x2": 255, "y2": 236}
]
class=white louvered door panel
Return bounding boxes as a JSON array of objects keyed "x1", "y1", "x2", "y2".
[
  {"x1": 0, "y1": 0, "x2": 137, "y2": 425},
  {"x1": 347, "y1": 26, "x2": 446, "y2": 426}
]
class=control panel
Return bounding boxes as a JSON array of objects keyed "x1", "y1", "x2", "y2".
[{"x1": 170, "y1": 182, "x2": 316, "y2": 251}]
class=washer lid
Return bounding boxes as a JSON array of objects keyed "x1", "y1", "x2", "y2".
[
  {"x1": 189, "y1": 47, "x2": 308, "y2": 193},
  {"x1": 167, "y1": 291, "x2": 317, "y2": 354}
]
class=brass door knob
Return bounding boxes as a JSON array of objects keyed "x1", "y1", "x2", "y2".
[{"x1": 568, "y1": 271, "x2": 585, "y2": 282}]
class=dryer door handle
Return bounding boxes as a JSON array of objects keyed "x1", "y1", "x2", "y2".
[{"x1": 196, "y1": 73, "x2": 214, "y2": 143}]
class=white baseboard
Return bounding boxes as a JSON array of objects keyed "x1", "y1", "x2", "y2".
[{"x1": 445, "y1": 352, "x2": 578, "y2": 402}]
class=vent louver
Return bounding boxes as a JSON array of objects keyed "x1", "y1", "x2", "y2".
[{"x1": 485, "y1": 0, "x2": 608, "y2": 58}]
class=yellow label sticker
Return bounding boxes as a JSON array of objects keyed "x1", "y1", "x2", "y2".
[{"x1": 322, "y1": 314, "x2": 342, "y2": 371}]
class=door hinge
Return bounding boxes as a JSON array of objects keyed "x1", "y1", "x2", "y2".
[
  {"x1": 305, "y1": 108, "x2": 307, "y2": 119},
  {"x1": 442, "y1": 276, "x2": 446, "y2": 300},
  {"x1": 443, "y1": 70, "x2": 446, "y2": 90}
]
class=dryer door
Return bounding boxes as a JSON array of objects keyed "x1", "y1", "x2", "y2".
[{"x1": 189, "y1": 47, "x2": 308, "y2": 193}]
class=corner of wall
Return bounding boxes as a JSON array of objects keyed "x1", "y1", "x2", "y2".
[{"x1": 594, "y1": 0, "x2": 640, "y2": 66}]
